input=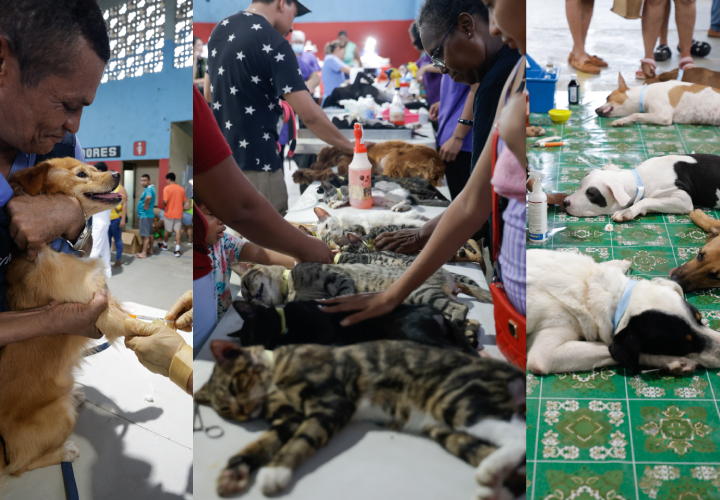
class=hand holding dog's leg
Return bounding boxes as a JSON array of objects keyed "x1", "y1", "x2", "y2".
[{"x1": 44, "y1": 291, "x2": 108, "y2": 339}]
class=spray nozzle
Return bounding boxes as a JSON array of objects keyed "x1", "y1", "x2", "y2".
[
  {"x1": 353, "y1": 123, "x2": 367, "y2": 153},
  {"x1": 528, "y1": 171, "x2": 545, "y2": 193}
]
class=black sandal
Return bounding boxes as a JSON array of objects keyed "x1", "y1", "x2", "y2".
[
  {"x1": 678, "y1": 40, "x2": 711, "y2": 58},
  {"x1": 654, "y1": 44, "x2": 671, "y2": 62}
]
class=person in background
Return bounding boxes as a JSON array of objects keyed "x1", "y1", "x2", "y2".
[
  {"x1": 292, "y1": 30, "x2": 320, "y2": 94},
  {"x1": 160, "y1": 172, "x2": 186, "y2": 257},
  {"x1": 565, "y1": 0, "x2": 606, "y2": 74},
  {"x1": 338, "y1": 30, "x2": 362, "y2": 67},
  {"x1": 136, "y1": 173, "x2": 156, "y2": 259},
  {"x1": 411, "y1": 21, "x2": 442, "y2": 110},
  {"x1": 651, "y1": 1, "x2": 710, "y2": 65},
  {"x1": 107, "y1": 170, "x2": 127, "y2": 268},
  {"x1": 180, "y1": 197, "x2": 193, "y2": 244},
  {"x1": 639, "y1": 0, "x2": 698, "y2": 78},
  {"x1": 712, "y1": 0, "x2": 720, "y2": 37},
  {"x1": 193, "y1": 36, "x2": 207, "y2": 92},
  {"x1": 200, "y1": 202, "x2": 294, "y2": 323},
  {"x1": 89, "y1": 162, "x2": 112, "y2": 279},
  {"x1": 322, "y1": 40, "x2": 351, "y2": 105}
]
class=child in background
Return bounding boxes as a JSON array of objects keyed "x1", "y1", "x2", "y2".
[{"x1": 198, "y1": 203, "x2": 295, "y2": 323}]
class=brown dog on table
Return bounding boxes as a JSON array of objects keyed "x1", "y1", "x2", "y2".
[
  {"x1": 670, "y1": 209, "x2": 720, "y2": 292},
  {"x1": 293, "y1": 141, "x2": 446, "y2": 187},
  {"x1": 643, "y1": 65, "x2": 720, "y2": 88},
  {"x1": 0, "y1": 158, "x2": 129, "y2": 477}
]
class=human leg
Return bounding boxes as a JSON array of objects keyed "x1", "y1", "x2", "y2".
[{"x1": 674, "y1": 0, "x2": 697, "y2": 61}]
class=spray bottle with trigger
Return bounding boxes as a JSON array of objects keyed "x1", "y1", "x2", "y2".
[
  {"x1": 528, "y1": 171, "x2": 548, "y2": 243},
  {"x1": 348, "y1": 123, "x2": 373, "y2": 209}
]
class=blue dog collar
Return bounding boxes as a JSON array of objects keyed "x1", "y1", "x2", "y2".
[
  {"x1": 677, "y1": 69, "x2": 684, "y2": 81},
  {"x1": 631, "y1": 169, "x2": 645, "y2": 204},
  {"x1": 639, "y1": 84, "x2": 648, "y2": 113},
  {"x1": 613, "y1": 279, "x2": 639, "y2": 333}
]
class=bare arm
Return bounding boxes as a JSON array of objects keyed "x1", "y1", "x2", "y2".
[
  {"x1": 340, "y1": 66, "x2": 351, "y2": 75},
  {"x1": 144, "y1": 195, "x2": 151, "y2": 211},
  {"x1": 305, "y1": 72, "x2": 321, "y2": 94},
  {"x1": 195, "y1": 156, "x2": 333, "y2": 264},
  {"x1": 203, "y1": 74, "x2": 211, "y2": 103},
  {"x1": 239, "y1": 241, "x2": 295, "y2": 269},
  {"x1": 119, "y1": 185, "x2": 127, "y2": 228},
  {"x1": 283, "y1": 90, "x2": 354, "y2": 154}
]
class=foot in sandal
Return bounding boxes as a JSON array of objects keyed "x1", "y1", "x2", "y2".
[
  {"x1": 678, "y1": 56, "x2": 696, "y2": 70},
  {"x1": 134, "y1": 253, "x2": 147, "y2": 259},
  {"x1": 635, "y1": 58, "x2": 657, "y2": 79},
  {"x1": 568, "y1": 53, "x2": 600, "y2": 75},
  {"x1": 588, "y1": 55, "x2": 608, "y2": 67}
]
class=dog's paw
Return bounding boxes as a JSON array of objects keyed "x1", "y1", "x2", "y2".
[
  {"x1": 612, "y1": 209, "x2": 636, "y2": 222},
  {"x1": 217, "y1": 463, "x2": 251, "y2": 497},
  {"x1": 665, "y1": 358, "x2": 699, "y2": 374},
  {"x1": 475, "y1": 441, "x2": 525, "y2": 488},
  {"x1": 257, "y1": 466, "x2": 292, "y2": 495},
  {"x1": 611, "y1": 118, "x2": 631, "y2": 127},
  {"x1": 61, "y1": 441, "x2": 80, "y2": 462}
]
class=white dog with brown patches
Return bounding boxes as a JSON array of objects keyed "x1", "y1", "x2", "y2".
[{"x1": 596, "y1": 73, "x2": 720, "y2": 127}]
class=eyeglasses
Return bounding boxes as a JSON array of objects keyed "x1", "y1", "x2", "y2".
[{"x1": 429, "y1": 26, "x2": 453, "y2": 69}]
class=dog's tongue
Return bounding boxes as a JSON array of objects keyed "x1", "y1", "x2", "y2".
[
  {"x1": 92, "y1": 192, "x2": 118, "y2": 199},
  {"x1": 669, "y1": 267, "x2": 677, "y2": 277}
]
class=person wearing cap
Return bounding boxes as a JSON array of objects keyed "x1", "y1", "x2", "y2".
[
  {"x1": 291, "y1": 30, "x2": 320, "y2": 95},
  {"x1": 207, "y1": 0, "x2": 354, "y2": 214}
]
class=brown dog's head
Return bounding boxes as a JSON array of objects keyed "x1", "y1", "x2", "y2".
[
  {"x1": 595, "y1": 73, "x2": 637, "y2": 118},
  {"x1": 670, "y1": 228, "x2": 720, "y2": 292},
  {"x1": 9, "y1": 157, "x2": 121, "y2": 218}
]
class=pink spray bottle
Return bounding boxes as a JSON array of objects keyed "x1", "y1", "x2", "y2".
[{"x1": 348, "y1": 123, "x2": 373, "y2": 209}]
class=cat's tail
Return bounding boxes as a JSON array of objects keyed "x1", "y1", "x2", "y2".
[
  {"x1": 422, "y1": 426, "x2": 497, "y2": 468},
  {"x1": 453, "y1": 274, "x2": 492, "y2": 303}
]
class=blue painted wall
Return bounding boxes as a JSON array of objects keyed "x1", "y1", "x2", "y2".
[
  {"x1": 76, "y1": 44, "x2": 192, "y2": 161},
  {"x1": 195, "y1": 0, "x2": 421, "y2": 23}
]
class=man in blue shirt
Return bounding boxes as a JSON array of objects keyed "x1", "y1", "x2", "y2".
[
  {"x1": 136, "y1": 174, "x2": 157, "y2": 259},
  {"x1": 0, "y1": 0, "x2": 112, "y2": 346}
]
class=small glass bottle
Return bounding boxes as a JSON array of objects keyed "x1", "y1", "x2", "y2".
[{"x1": 568, "y1": 74, "x2": 579, "y2": 105}]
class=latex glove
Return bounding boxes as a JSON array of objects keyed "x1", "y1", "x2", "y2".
[
  {"x1": 165, "y1": 290, "x2": 193, "y2": 330},
  {"x1": 124, "y1": 318, "x2": 187, "y2": 377}
]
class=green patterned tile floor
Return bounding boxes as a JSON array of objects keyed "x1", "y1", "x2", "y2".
[{"x1": 527, "y1": 93, "x2": 720, "y2": 499}]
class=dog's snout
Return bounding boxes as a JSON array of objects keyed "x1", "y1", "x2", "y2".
[
  {"x1": 111, "y1": 171, "x2": 120, "y2": 179},
  {"x1": 563, "y1": 197, "x2": 571, "y2": 208}
]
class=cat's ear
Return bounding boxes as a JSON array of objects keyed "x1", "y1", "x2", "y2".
[
  {"x1": 297, "y1": 224, "x2": 313, "y2": 236},
  {"x1": 233, "y1": 300, "x2": 258, "y2": 320},
  {"x1": 210, "y1": 340, "x2": 243, "y2": 370},
  {"x1": 314, "y1": 207, "x2": 331, "y2": 222},
  {"x1": 230, "y1": 262, "x2": 255, "y2": 278},
  {"x1": 347, "y1": 232, "x2": 362, "y2": 247},
  {"x1": 320, "y1": 180, "x2": 333, "y2": 192},
  {"x1": 194, "y1": 381, "x2": 212, "y2": 405}
]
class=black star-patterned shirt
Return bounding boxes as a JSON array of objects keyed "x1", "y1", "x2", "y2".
[{"x1": 207, "y1": 11, "x2": 306, "y2": 172}]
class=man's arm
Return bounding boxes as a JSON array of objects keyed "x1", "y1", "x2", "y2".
[
  {"x1": 239, "y1": 241, "x2": 295, "y2": 269},
  {"x1": 119, "y1": 185, "x2": 128, "y2": 228},
  {"x1": 203, "y1": 74, "x2": 211, "y2": 103},
  {"x1": 284, "y1": 91, "x2": 354, "y2": 154},
  {"x1": 305, "y1": 72, "x2": 321, "y2": 94}
]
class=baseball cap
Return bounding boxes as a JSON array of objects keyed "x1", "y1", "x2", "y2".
[{"x1": 293, "y1": 0, "x2": 311, "y2": 17}]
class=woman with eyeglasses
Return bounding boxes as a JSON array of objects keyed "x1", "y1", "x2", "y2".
[{"x1": 319, "y1": 0, "x2": 527, "y2": 362}]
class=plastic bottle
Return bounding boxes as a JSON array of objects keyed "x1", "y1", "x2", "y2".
[
  {"x1": 349, "y1": 123, "x2": 373, "y2": 209},
  {"x1": 389, "y1": 87, "x2": 405, "y2": 126},
  {"x1": 568, "y1": 74, "x2": 579, "y2": 105},
  {"x1": 528, "y1": 172, "x2": 548, "y2": 243}
]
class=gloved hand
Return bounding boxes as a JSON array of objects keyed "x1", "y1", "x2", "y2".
[
  {"x1": 165, "y1": 290, "x2": 192, "y2": 330},
  {"x1": 124, "y1": 318, "x2": 188, "y2": 377}
]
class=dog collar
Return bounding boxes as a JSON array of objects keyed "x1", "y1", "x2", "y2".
[
  {"x1": 631, "y1": 169, "x2": 645, "y2": 204},
  {"x1": 677, "y1": 69, "x2": 684, "y2": 81},
  {"x1": 280, "y1": 269, "x2": 291, "y2": 297},
  {"x1": 613, "y1": 279, "x2": 639, "y2": 333},
  {"x1": 275, "y1": 308, "x2": 288, "y2": 335},
  {"x1": 334, "y1": 252, "x2": 343, "y2": 264},
  {"x1": 639, "y1": 84, "x2": 648, "y2": 113},
  {"x1": 49, "y1": 238, "x2": 79, "y2": 256}
]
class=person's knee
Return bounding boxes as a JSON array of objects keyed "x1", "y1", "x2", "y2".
[
  {"x1": 646, "y1": 0, "x2": 668, "y2": 7},
  {"x1": 674, "y1": 0, "x2": 695, "y2": 7}
]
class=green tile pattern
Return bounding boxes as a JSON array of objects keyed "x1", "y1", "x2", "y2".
[{"x1": 527, "y1": 99, "x2": 720, "y2": 499}]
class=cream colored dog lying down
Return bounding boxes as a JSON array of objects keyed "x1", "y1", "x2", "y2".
[
  {"x1": 0, "y1": 158, "x2": 129, "y2": 478},
  {"x1": 527, "y1": 249, "x2": 720, "y2": 374}
]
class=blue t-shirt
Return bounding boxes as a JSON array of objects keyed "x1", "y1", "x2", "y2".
[
  {"x1": 437, "y1": 74, "x2": 473, "y2": 153},
  {"x1": 321, "y1": 54, "x2": 348, "y2": 102},
  {"x1": 137, "y1": 185, "x2": 156, "y2": 219}
]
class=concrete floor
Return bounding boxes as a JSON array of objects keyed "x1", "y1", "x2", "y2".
[{"x1": 529, "y1": 0, "x2": 720, "y2": 93}]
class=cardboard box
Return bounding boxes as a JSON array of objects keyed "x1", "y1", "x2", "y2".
[{"x1": 111, "y1": 231, "x2": 143, "y2": 255}]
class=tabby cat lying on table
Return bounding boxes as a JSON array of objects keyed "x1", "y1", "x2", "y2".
[
  {"x1": 231, "y1": 300, "x2": 478, "y2": 354},
  {"x1": 320, "y1": 179, "x2": 414, "y2": 212},
  {"x1": 311, "y1": 206, "x2": 427, "y2": 237},
  {"x1": 195, "y1": 340, "x2": 525, "y2": 500},
  {"x1": 319, "y1": 173, "x2": 451, "y2": 207},
  {"x1": 239, "y1": 263, "x2": 491, "y2": 326}
]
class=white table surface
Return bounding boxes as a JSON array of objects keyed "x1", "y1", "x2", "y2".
[
  {"x1": 3, "y1": 303, "x2": 193, "y2": 500},
  {"x1": 193, "y1": 187, "x2": 505, "y2": 500}
]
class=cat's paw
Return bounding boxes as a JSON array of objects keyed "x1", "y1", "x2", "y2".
[
  {"x1": 328, "y1": 201, "x2": 344, "y2": 209},
  {"x1": 390, "y1": 201, "x2": 412, "y2": 212},
  {"x1": 216, "y1": 463, "x2": 250, "y2": 497},
  {"x1": 257, "y1": 466, "x2": 292, "y2": 495},
  {"x1": 665, "y1": 357, "x2": 698, "y2": 374},
  {"x1": 61, "y1": 441, "x2": 80, "y2": 462},
  {"x1": 475, "y1": 441, "x2": 525, "y2": 488}
]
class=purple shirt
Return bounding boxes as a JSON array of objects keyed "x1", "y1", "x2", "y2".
[
  {"x1": 436, "y1": 74, "x2": 473, "y2": 153},
  {"x1": 296, "y1": 51, "x2": 320, "y2": 82},
  {"x1": 417, "y1": 53, "x2": 441, "y2": 105}
]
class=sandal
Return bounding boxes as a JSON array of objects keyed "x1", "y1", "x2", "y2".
[
  {"x1": 568, "y1": 53, "x2": 601, "y2": 75},
  {"x1": 654, "y1": 44, "x2": 671, "y2": 62},
  {"x1": 678, "y1": 56, "x2": 696, "y2": 70},
  {"x1": 588, "y1": 55, "x2": 608, "y2": 68},
  {"x1": 678, "y1": 40, "x2": 711, "y2": 58},
  {"x1": 635, "y1": 58, "x2": 657, "y2": 79}
]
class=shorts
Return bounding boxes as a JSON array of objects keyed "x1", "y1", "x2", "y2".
[
  {"x1": 139, "y1": 217, "x2": 154, "y2": 237},
  {"x1": 164, "y1": 218, "x2": 182, "y2": 233},
  {"x1": 243, "y1": 169, "x2": 288, "y2": 214},
  {"x1": 181, "y1": 212, "x2": 192, "y2": 226}
]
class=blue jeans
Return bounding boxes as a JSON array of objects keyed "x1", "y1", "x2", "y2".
[
  {"x1": 108, "y1": 218, "x2": 123, "y2": 261},
  {"x1": 713, "y1": 0, "x2": 720, "y2": 31}
]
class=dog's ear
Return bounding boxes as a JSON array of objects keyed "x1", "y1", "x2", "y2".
[
  {"x1": 708, "y1": 227, "x2": 720, "y2": 241},
  {"x1": 609, "y1": 326, "x2": 641, "y2": 373},
  {"x1": 604, "y1": 181, "x2": 632, "y2": 207},
  {"x1": 314, "y1": 207, "x2": 331, "y2": 222},
  {"x1": 602, "y1": 163, "x2": 621, "y2": 172},
  {"x1": 193, "y1": 381, "x2": 212, "y2": 405},
  {"x1": 617, "y1": 72, "x2": 628, "y2": 93},
  {"x1": 9, "y1": 161, "x2": 51, "y2": 195},
  {"x1": 650, "y1": 278, "x2": 685, "y2": 299}
]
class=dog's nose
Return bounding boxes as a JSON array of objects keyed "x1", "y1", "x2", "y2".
[
  {"x1": 563, "y1": 198, "x2": 571, "y2": 208},
  {"x1": 111, "y1": 171, "x2": 120, "y2": 178}
]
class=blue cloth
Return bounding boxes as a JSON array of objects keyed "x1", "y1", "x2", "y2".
[
  {"x1": 297, "y1": 51, "x2": 320, "y2": 81},
  {"x1": 321, "y1": 54, "x2": 348, "y2": 102},
  {"x1": 712, "y1": 0, "x2": 720, "y2": 31},
  {"x1": 613, "y1": 280, "x2": 639, "y2": 332},
  {"x1": 108, "y1": 218, "x2": 123, "y2": 261},
  {"x1": 639, "y1": 84, "x2": 648, "y2": 113},
  {"x1": 437, "y1": 74, "x2": 474, "y2": 153},
  {"x1": 137, "y1": 185, "x2": 156, "y2": 219},
  {"x1": 632, "y1": 169, "x2": 645, "y2": 203},
  {"x1": 194, "y1": 272, "x2": 217, "y2": 357}
]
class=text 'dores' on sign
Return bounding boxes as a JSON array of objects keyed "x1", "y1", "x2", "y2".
[
  {"x1": 133, "y1": 141, "x2": 147, "y2": 156},
  {"x1": 83, "y1": 146, "x2": 121, "y2": 159}
]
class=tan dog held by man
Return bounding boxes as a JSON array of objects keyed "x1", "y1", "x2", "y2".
[
  {"x1": 0, "y1": 158, "x2": 129, "y2": 477},
  {"x1": 292, "y1": 141, "x2": 446, "y2": 187}
]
